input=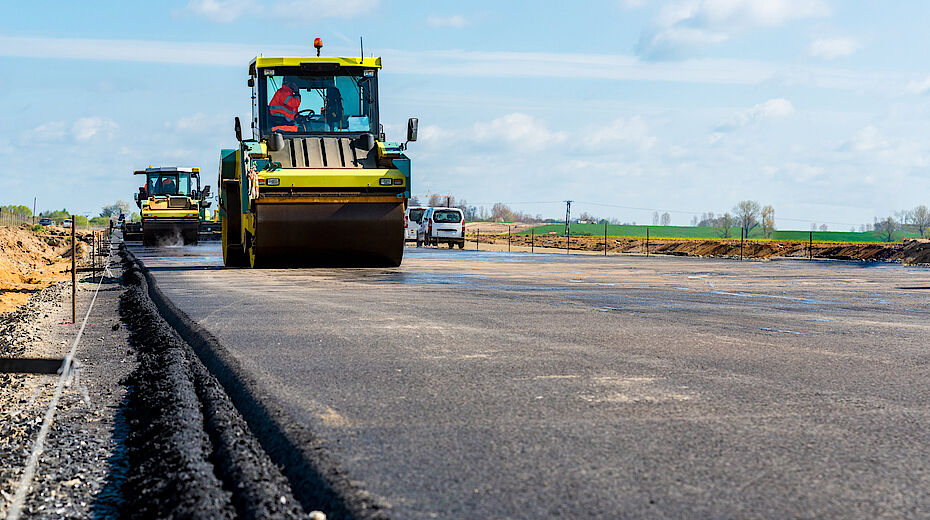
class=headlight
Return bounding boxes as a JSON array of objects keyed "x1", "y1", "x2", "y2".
[
  {"x1": 266, "y1": 177, "x2": 280, "y2": 186},
  {"x1": 379, "y1": 178, "x2": 392, "y2": 186}
]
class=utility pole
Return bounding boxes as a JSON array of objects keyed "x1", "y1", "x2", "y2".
[{"x1": 564, "y1": 200, "x2": 573, "y2": 236}]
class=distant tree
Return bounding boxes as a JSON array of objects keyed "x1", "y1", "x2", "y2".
[
  {"x1": 660, "y1": 212, "x2": 671, "y2": 226},
  {"x1": 819, "y1": 224, "x2": 828, "y2": 232},
  {"x1": 811, "y1": 223, "x2": 817, "y2": 231},
  {"x1": 1, "y1": 205, "x2": 32, "y2": 218},
  {"x1": 130, "y1": 212, "x2": 141, "y2": 222},
  {"x1": 697, "y1": 211, "x2": 717, "y2": 227},
  {"x1": 911, "y1": 205, "x2": 930, "y2": 237},
  {"x1": 690, "y1": 215, "x2": 698, "y2": 226},
  {"x1": 717, "y1": 212, "x2": 735, "y2": 238},
  {"x1": 578, "y1": 211, "x2": 596, "y2": 223},
  {"x1": 454, "y1": 198, "x2": 477, "y2": 221},
  {"x1": 491, "y1": 203, "x2": 514, "y2": 222},
  {"x1": 761, "y1": 205, "x2": 775, "y2": 238},
  {"x1": 427, "y1": 193, "x2": 443, "y2": 207},
  {"x1": 733, "y1": 200, "x2": 761, "y2": 237},
  {"x1": 100, "y1": 200, "x2": 130, "y2": 217},
  {"x1": 409, "y1": 195, "x2": 421, "y2": 207},
  {"x1": 652, "y1": 211, "x2": 660, "y2": 226},
  {"x1": 878, "y1": 216, "x2": 899, "y2": 242}
]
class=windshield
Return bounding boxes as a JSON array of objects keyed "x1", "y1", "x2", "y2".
[
  {"x1": 263, "y1": 71, "x2": 376, "y2": 135},
  {"x1": 433, "y1": 210, "x2": 463, "y2": 223},
  {"x1": 408, "y1": 208, "x2": 426, "y2": 223},
  {"x1": 147, "y1": 172, "x2": 191, "y2": 196}
]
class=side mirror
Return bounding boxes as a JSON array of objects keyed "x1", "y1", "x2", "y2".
[
  {"x1": 354, "y1": 133, "x2": 375, "y2": 151},
  {"x1": 267, "y1": 132, "x2": 285, "y2": 152},
  {"x1": 247, "y1": 77, "x2": 255, "y2": 87},
  {"x1": 406, "y1": 117, "x2": 418, "y2": 142},
  {"x1": 234, "y1": 117, "x2": 243, "y2": 142},
  {"x1": 202, "y1": 185, "x2": 211, "y2": 199}
]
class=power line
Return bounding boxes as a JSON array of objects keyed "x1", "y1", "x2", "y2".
[{"x1": 413, "y1": 196, "x2": 874, "y2": 228}]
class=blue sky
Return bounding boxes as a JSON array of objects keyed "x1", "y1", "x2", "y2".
[{"x1": 2, "y1": 0, "x2": 930, "y2": 229}]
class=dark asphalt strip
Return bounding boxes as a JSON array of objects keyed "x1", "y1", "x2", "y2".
[
  {"x1": 124, "y1": 250, "x2": 389, "y2": 520},
  {"x1": 119, "y1": 259, "x2": 305, "y2": 519}
]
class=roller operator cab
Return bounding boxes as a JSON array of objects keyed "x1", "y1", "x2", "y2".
[
  {"x1": 219, "y1": 51, "x2": 417, "y2": 268},
  {"x1": 133, "y1": 167, "x2": 211, "y2": 246}
]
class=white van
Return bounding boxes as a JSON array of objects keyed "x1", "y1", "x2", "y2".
[
  {"x1": 417, "y1": 207, "x2": 465, "y2": 248},
  {"x1": 405, "y1": 206, "x2": 428, "y2": 243}
]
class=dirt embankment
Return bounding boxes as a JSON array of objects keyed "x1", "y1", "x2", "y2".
[
  {"x1": 0, "y1": 225, "x2": 93, "y2": 314},
  {"x1": 470, "y1": 232, "x2": 930, "y2": 265}
]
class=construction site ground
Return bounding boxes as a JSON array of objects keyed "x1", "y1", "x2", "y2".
[{"x1": 2, "y1": 227, "x2": 930, "y2": 519}]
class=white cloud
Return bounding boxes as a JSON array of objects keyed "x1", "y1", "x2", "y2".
[
  {"x1": 72, "y1": 117, "x2": 118, "y2": 142},
  {"x1": 586, "y1": 116, "x2": 657, "y2": 151},
  {"x1": 471, "y1": 113, "x2": 567, "y2": 151},
  {"x1": 906, "y1": 75, "x2": 930, "y2": 95},
  {"x1": 182, "y1": 0, "x2": 251, "y2": 23},
  {"x1": 29, "y1": 121, "x2": 68, "y2": 142},
  {"x1": 638, "y1": 0, "x2": 830, "y2": 60},
  {"x1": 620, "y1": 0, "x2": 647, "y2": 8},
  {"x1": 181, "y1": 0, "x2": 377, "y2": 23},
  {"x1": 0, "y1": 35, "x2": 897, "y2": 92},
  {"x1": 838, "y1": 125, "x2": 929, "y2": 169},
  {"x1": 717, "y1": 98, "x2": 795, "y2": 131},
  {"x1": 426, "y1": 14, "x2": 467, "y2": 28},
  {"x1": 808, "y1": 37, "x2": 860, "y2": 60},
  {"x1": 845, "y1": 125, "x2": 889, "y2": 153}
]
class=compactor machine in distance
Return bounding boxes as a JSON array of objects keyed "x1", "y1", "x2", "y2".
[
  {"x1": 133, "y1": 166, "x2": 212, "y2": 245},
  {"x1": 218, "y1": 46, "x2": 417, "y2": 267}
]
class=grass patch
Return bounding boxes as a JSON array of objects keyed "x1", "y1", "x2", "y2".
[{"x1": 515, "y1": 223, "x2": 919, "y2": 243}]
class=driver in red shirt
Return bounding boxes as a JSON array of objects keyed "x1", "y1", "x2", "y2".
[{"x1": 269, "y1": 77, "x2": 301, "y2": 132}]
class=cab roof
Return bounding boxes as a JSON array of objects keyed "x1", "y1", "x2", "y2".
[
  {"x1": 249, "y1": 56, "x2": 382, "y2": 75},
  {"x1": 133, "y1": 167, "x2": 200, "y2": 175}
]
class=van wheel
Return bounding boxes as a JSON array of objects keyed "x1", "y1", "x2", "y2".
[
  {"x1": 458, "y1": 241, "x2": 465, "y2": 249},
  {"x1": 416, "y1": 239, "x2": 422, "y2": 247}
]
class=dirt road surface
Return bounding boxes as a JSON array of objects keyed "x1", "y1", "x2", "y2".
[{"x1": 126, "y1": 242, "x2": 930, "y2": 519}]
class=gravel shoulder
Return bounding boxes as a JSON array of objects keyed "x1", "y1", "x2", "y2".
[
  {"x1": 2, "y1": 238, "x2": 312, "y2": 519},
  {"x1": 0, "y1": 244, "x2": 132, "y2": 518}
]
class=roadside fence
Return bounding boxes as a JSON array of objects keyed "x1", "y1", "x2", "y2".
[
  {"x1": 0, "y1": 207, "x2": 33, "y2": 226},
  {"x1": 464, "y1": 224, "x2": 916, "y2": 263}
]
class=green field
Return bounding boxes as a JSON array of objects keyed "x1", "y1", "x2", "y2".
[{"x1": 512, "y1": 223, "x2": 919, "y2": 243}]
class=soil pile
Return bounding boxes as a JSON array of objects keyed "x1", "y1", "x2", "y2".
[
  {"x1": 901, "y1": 239, "x2": 930, "y2": 265},
  {"x1": 472, "y1": 232, "x2": 924, "y2": 263},
  {"x1": 0, "y1": 224, "x2": 90, "y2": 314}
]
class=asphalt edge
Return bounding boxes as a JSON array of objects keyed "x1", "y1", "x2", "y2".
[{"x1": 124, "y1": 247, "x2": 390, "y2": 520}]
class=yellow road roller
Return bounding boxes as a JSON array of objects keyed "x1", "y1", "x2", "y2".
[
  {"x1": 134, "y1": 166, "x2": 207, "y2": 246},
  {"x1": 218, "y1": 47, "x2": 417, "y2": 267}
]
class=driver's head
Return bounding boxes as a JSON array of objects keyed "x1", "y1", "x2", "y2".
[{"x1": 283, "y1": 77, "x2": 299, "y2": 92}]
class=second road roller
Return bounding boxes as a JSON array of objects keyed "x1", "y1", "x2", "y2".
[{"x1": 219, "y1": 42, "x2": 416, "y2": 268}]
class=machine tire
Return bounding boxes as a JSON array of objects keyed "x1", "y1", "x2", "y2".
[
  {"x1": 448, "y1": 241, "x2": 454, "y2": 249},
  {"x1": 221, "y1": 181, "x2": 248, "y2": 267},
  {"x1": 458, "y1": 240, "x2": 465, "y2": 249}
]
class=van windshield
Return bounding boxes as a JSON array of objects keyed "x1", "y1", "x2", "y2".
[
  {"x1": 433, "y1": 210, "x2": 462, "y2": 223},
  {"x1": 408, "y1": 208, "x2": 426, "y2": 223}
]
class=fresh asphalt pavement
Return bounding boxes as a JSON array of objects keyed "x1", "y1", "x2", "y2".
[{"x1": 128, "y1": 242, "x2": 930, "y2": 519}]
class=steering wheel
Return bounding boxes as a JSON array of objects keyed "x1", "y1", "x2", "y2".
[{"x1": 293, "y1": 109, "x2": 316, "y2": 131}]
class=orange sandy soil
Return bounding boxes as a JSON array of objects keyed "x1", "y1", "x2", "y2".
[
  {"x1": 467, "y1": 232, "x2": 930, "y2": 265},
  {"x1": 0, "y1": 225, "x2": 92, "y2": 314}
]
